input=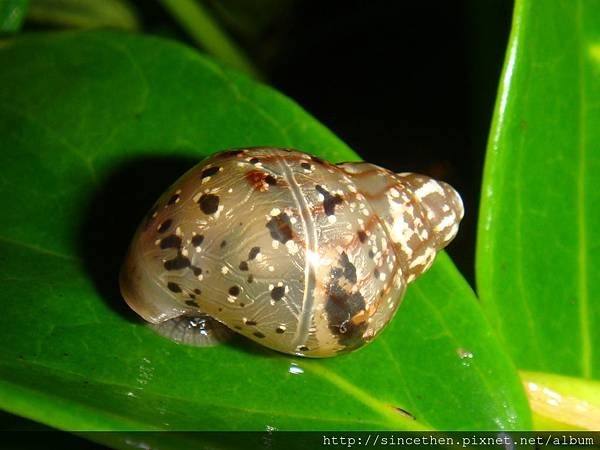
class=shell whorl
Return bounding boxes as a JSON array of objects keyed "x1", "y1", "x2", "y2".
[{"x1": 120, "y1": 148, "x2": 464, "y2": 357}]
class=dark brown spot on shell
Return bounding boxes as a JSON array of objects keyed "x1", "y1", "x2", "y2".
[
  {"x1": 194, "y1": 288, "x2": 201, "y2": 295},
  {"x1": 200, "y1": 166, "x2": 220, "y2": 179},
  {"x1": 316, "y1": 185, "x2": 343, "y2": 216},
  {"x1": 271, "y1": 286, "x2": 285, "y2": 301},
  {"x1": 276, "y1": 326, "x2": 285, "y2": 334},
  {"x1": 248, "y1": 247, "x2": 260, "y2": 260},
  {"x1": 249, "y1": 157, "x2": 260, "y2": 164},
  {"x1": 301, "y1": 162, "x2": 312, "y2": 171},
  {"x1": 192, "y1": 266, "x2": 202, "y2": 276},
  {"x1": 192, "y1": 234, "x2": 204, "y2": 247},
  {"x1": 157, "y1": 219, "x2": 172, "y2": 233},
  {"x1": 247, "y1": 274, "x2": 254, "y2": 283},
  {"x1": 266, "y1": 212, "x2": 293, "y2": 244},
  {"x1": 299, "y1": 345, "x2": 309, "y2": 351},
  {"x1": 160, "y1": 235, "x2": 181, "y2": 250},
  {"x1": 228, "y1": 286, "x2": 240, "y2": 297},
  {"x1": 167, "y1": 194, "x2": 180, "y2": 205},
  {"x1": 325, "y1": 274, "x2": 367, "y2": 349},
  {"x1": 246, "y1": 170, "x2": 276, "y2": 192},
  {"x1": 357, "y1": 230, "x2": 367, "y2": 243},
  {"x1": 220, "y1": 240, "x2": 227, "y2": 248},
  {"x1": 246, "y1": 320, "x2": 257, "y2": 326},
  {"x1": 239, "y1": 261, "x2": 249, "y2": 271},
  {"x1": 164, "y1": 254, "x2": 191, "y2": 271},
  {"x1": 185, "y1": 300, "x2": 199, "y2": 307},
  {"x1": 253, "y1": 331, "x2": 266, "y2": 339},
  {"x1": 167, "y1": 282, "x2": 181, "y2": 293},
  {"x1": 198, "y1": 194, "x2": 219, "y2": 214},
  {"x1": 338, "y1": 252, "x2": 357, "y2": 284}
]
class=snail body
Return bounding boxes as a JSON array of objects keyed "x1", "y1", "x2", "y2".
[{"x1": 120, "y1": 148, "x2": 463, "y2": 357}]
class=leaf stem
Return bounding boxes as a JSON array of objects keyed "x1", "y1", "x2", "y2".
[{"x1": 159, "y1": 0, "x2": 263, "y2": 80}]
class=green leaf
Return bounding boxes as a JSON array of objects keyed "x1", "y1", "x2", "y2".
[
  {"x1": 0, "y1": 0, "x2": 28, "y2": 31},
  {"x1": 477, "y1": 0, "x2": 600, "y2": 379},
  {"x1": 26, "y1": 0, "x2": 138, "y2": 30},
  {"x1": 0, "y1": 30, "x2": 530, "y2": 440}
]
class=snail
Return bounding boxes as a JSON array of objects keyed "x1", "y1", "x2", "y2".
[{"x1": 120, "y1": 148, "x2": 463, "y2": 357}]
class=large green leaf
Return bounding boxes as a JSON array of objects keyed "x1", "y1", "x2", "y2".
[
  {"x1": 477, "y1": 0, "x2": 600, "y2": 379},
  {"x1": 0, "y1": 31, "x2": 530, "y2": 441}
]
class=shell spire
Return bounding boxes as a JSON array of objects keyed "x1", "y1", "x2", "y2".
[{"x1": 336, "y1": 162, "x2": 464, "y2": 283}]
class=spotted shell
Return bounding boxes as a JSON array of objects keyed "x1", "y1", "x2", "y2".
[{"x1": 120, "y1": 148, "x2": 464, "y2": 357}]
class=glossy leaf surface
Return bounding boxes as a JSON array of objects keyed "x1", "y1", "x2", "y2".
[{"x1": 477, "y1": 0, "x2": 600, "y2": 379}]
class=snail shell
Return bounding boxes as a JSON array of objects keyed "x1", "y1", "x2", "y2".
[{"x1": 120, "y1": 148, "x2": 463, "y2": 357}]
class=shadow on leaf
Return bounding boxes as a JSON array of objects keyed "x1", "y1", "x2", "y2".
[{"x1": 78, "y1": 154, "x2": 198, "y2": 323}]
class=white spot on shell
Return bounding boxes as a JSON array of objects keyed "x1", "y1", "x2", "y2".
[
  {"x1": 434, "y1": 211, "x2": 457, "y2": 233},
  {"x1": 415, "y1": 180, "x2": 444, "y2": 198},
  {"x1": 286, "y1": 240, "x2": 299, "y2": 254}
]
